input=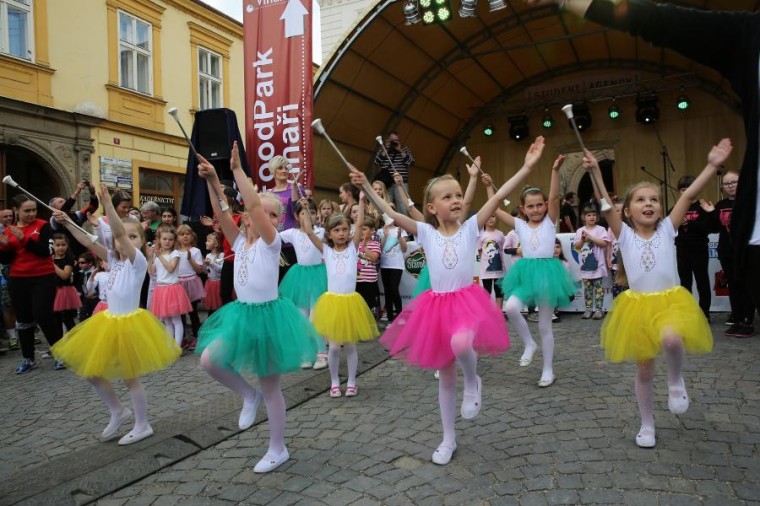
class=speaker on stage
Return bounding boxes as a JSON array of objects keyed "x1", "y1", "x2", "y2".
[{"x1": 180, "y1": 108, "x2": 251, "y2": 219}]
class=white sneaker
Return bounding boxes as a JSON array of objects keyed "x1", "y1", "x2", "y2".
[
  {"x1": 118, "y1": 425, "x2": 154, "y2": 445},
  {"x1": 432, "y1": 442, "x2": 457, "y2": 465},
  {"x1": 461, "y1": 376, "x2": 482, "y2": 419},
  {"x1": 239, "y1": 390, "x2": 263, "y2": 430},
  {"x1": 102, "y1": 408, "x2": 132, "y2": 440}
]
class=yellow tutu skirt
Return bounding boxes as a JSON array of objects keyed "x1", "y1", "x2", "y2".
[
  {"x1": 312, "y1": 292, "x2": 379, "y2": 344},
  {"x1": 51, "y1": 309, "x2": 181, "y2": 380},
  {"x1": 600, "y1": 286, "x2": 713, "y2": 363}
]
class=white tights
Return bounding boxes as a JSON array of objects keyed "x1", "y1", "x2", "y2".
[
  {"x1": 504, "y1": 296, "x2": 554, "y2": 381},
  {"x1": 163, "y1": 315, "x2": 184, "y2": 347},
  {"x1": 438, "y1": 330, "x2": 479, "y2": 447},
  {"x1": 89, "y1": 377, "x2": 150, "y2": 431},
  {"x1": 328, "y1": 342, "x2": 358, "y2": 387},
  {"x1": 635, "y1": 334, "x2": 686, "y2": 430},
  {"x1": 200, "y1": 349, "x2": 286, "y2": 455}
]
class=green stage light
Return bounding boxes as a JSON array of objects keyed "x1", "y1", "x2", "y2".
[
  {"x1": 483, "y1": 124, "x2": 494, "y2": 136},
  {"x1": 421, "y1": 0, "x2": 452, "y2": 24},
  {"x1": 677, "y1": 95, "x2": 690, "y2": 111},
  {"x1": 608, "y1": 104, "x2": 620, "y2": 120}
]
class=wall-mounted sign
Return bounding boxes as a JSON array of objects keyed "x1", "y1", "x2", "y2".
[{"x1": 99, "y1": 157, "x2": 133, "y2": 190}]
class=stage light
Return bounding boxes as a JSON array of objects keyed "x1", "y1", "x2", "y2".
[
  {"x1": 572, "y1": 103, "x2": 592, "y2": 131},
  {"x1": 508, "y1": 114, "x2": 529, "y2": 141},
  {"x1": 542, "y1": 110, "x2": 554, "y2": 129},
  {"x1": 483, "y1": 124, "x2": 494, "y2": 136},
  {"x1": 608, "y1": 101, "x2": 621, "y2": 120},
  {"x1": 403, "y1": 0, "x2": 421, "y2": 24},
  {"x1": 421, "y1": 0, "x2": 452, "y2": 24},
  {"x1": 459, "y1": 0, "x2": 476, "y2": 17},
  {"x1": 488, "y1": 0, "x2": 506, "y2": 11},
  {"x1": 676, "y1": 95, "x2": 690, "y2": 111},
  {"x1": 635, "y1": 95, "x2": 659, "y2": 125}
]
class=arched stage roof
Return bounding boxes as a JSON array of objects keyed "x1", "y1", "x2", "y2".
[{"x1": 312, "y1": 0, "x2": 754, "y2": 193}]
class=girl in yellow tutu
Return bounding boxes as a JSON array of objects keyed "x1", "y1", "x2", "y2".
[
  {"x1": 584, "y1": 138, "x2": 733, "y2": 448},
  {"x1": 304, "y1": 199, "x2": 379, "y2": 398},
  {"x1": 51, "y1": 184, "x2": 180, "y2": 445}
]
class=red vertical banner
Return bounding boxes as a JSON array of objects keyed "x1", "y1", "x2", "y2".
[{"x1": 243, "y1": 0, "x2": 313, "y2": 190}]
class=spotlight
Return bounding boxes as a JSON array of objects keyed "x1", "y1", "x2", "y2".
[
  {"x1": 483, "y1": 124, "x2": 494, "y2": 136},
  {"x1": 542, "y1": 110, "x2": 554, "y2": 129},
  {"x1": 459, "y1": 0, "x2": 477, "y2": 18},
  {"x1": 421, "y1": 0, "x2": 452, "y2": 24},
  {"x1": 488, "y1": 0, "x2": 506, "y2": 11},
  {"x1": 403, "y1": 0, "x2": 421, "y2": 24},
  {"x1": 676, "y1": 95, "x2": 690, "y2": 111},
  {"x1": 608, "y1": 100, "x2": 620, "y2": 120},
  {"x1": 571, "y1": 103, "x2": 592, "y2": 131},
  {"x1": 508, "y1": 114, "x2": 529, "y2": 141},
  {"x1": 635, "y1": 95, "x2": 659, "y2": 125}
]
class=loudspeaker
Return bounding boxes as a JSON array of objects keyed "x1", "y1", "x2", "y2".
[{"x1": 195, "y1": 108, "x2": 235, "y2": 161}]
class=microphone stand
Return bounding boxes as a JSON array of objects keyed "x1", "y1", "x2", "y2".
[
  {"x1": 654, "y1": 125, "x2": 677, "y2": 211},
  {"x1": 640, "y1": 166, "x2": 677, "y2": 201}
]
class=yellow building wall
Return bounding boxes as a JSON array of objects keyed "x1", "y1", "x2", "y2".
[{"x1": 31, "y1": 0, "x2": 246, "y2": 205}]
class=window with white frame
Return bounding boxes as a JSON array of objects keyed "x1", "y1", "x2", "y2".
[
  {"x1": 118, "y1": 10, "x2": 152, "y2": 95},
  {"x1": 0, "y1": 0, "x2": 33, "y2": 61},
  {"x1": 198, "y1": 47, "x2": 222, "y2": 110}
]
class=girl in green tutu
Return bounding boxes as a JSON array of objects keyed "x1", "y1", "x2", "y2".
[
  {"x1": 195, "y1": 143, "x2": 320, "y2": 473},
  {"x1": 494, "y1": 154, "x2": 576, "y2": 388}
]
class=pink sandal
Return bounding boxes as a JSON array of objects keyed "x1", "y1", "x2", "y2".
[
  {"x1": 345, "y1": 386, "x2": 358, "y2": 397},
  {"x1": 329, "y1": 386, "x2": 342, "y2": 398}
]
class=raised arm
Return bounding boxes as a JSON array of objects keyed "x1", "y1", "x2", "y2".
[
  {"x1": 462, "y1": 156, "x2": 480, "y2": 215},
  {"x1": 298, "y1": 197, "x2": 324, "y2": 253},
  {"x1": 351, "y1": 166, "x2": 418, "y2": 236},
  {"x1": 392, "y1": 172, "x2": 424, "y2": 221},
  {"x1": 547, "y1": 154, "x2": 565, "y2": 223},
  {"x1": 99, "y1": 183, "x2": 137, "y2": 262},
  {"x1": 352, "y1": 196, "x2": 365, "y2": 247},
  {"x1": 669, "y1": 138, "x2": 733, "y2": 231},
  {"x1": 52, "y1": 209, "x2": 107, "y2": 261},
  {"x1": 229, "y1": 141, "x2": 277, "y2": 246},
  {"x1": 477, "y1": 136, "x2": 545, "y2": 228},
  {"x1": 483, "y1": 173, "x2": 514, "y2": 229},
  {"x1": 582, "y1": 149, "x2": 620, "y2": 238},
  {"x1": 197, "y1": 154, "x2": 240, "y2": 246}
]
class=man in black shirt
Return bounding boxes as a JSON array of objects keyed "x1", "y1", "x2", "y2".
[
  {"x1": 559, "y1": 192, "x2": 578, "y2": 233},
  {"x1": 374, "y1": 131, "x2": 415, "y2": 215}
]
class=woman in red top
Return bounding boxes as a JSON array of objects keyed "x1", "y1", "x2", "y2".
[{"x1": 0, "y1": 195, "x2": 63, "y2": 373}]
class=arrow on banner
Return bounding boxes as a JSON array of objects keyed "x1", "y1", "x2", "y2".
[{"x1": 280, "y1": 0, "x2": 308, "y2": 38}]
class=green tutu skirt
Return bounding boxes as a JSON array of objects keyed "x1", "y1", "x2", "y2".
[
  {"x1": 196, "y1": 297, "x2": 320, "y2": 376},
  {"x1": 412, "y1": 264, "x2": 431, "y2": 298},
  {"x1": 500, "y1": 257, "x2": 576, "y2": 307},
  {"x1": 279, "y1": 263, "x2": 327, "y2": 310}
]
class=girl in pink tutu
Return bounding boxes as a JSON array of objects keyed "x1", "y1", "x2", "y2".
[
  {"x1": 350, "y1": 136, "x2": 546, "y2": 465},
  {"x1": 176, "y1": 224, "x2": 205, "y2": 347},
  {"x1": 148, "y1": 226, "x2": 192, "y2": 347},
  {"x1": 53, "y1": 233, "x2": 82, "y2": 333},
  {"x1": 203, "y1": 233, "x2": 223, "y2": 315}
]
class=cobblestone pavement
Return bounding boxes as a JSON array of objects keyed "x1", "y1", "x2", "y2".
[{"x1": 2, "y1": 314, "x2": 759, "y2": 505}]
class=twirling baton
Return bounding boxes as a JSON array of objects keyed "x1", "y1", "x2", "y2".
[
  {"x1": 3, "y1": 176, "x2": 99, "y2": 243},
  {"x1": 560, "y1": 104, "x2": 611, "y2": 212},
  {"x1": 168, "y1": 107, "x2": 200, "y2": 160},
  {"x1": 375, "y1": 136, "x2": 402, "y2": 179},
  {"x1": 311, "y1": 119, "x2": 352, "y2": 171},
  {"x1": 460, "y1": 146, "x2": 510, "y2": 207}
]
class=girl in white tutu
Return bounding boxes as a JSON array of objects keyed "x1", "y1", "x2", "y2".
[
  {"x1": 195, "y1": 143, "x2": 320, "y2": 473},
  {"x1": 148, "y1": 226, "x2": 192, "y2": 347}
]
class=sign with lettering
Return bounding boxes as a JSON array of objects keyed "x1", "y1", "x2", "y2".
[
  {"x1": 99, "y1": 157, "x2": 133, "y2": 190},
  {"x1": 243, "y1": 0, "x2": 313, "y2": 190}
]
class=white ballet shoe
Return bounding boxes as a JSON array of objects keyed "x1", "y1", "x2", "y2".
[
  {"x1": 117, "y1": 425, "x2": 154, "y2": 445},
  {"x1": 253, "y1": 448, "x2": 289, "y2": 473},
  {"x1": 239, "y1": 390, "x2": 263, "y2": 430},
  {"x1": 668, "y1": 378, "x2": 689, "y2": 415},
  {"x1": 519, "y1": 343, "x2": 537, "y2": 367},
  {"x1": 538, "y1": 375, "x2": 555, "y2": 388},
  {"x1": 636, "y1": 426, "x2": 656, "y2": 448},
  {"x1": 101, "y1": 408, "x2": 132, "y2": 441},
  {"x1": 461, "y1": 376, "x2": 482, "y2": 419},
  {"x1": 432, "y1": 442, "x2": 457, "y2": 465}
]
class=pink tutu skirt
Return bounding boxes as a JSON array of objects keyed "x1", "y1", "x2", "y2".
[
  {"x1": 203, "y1": 279, "x2": 222, "y2": 310},
  {"x1": 54, "y1": 286, "x2": 83, "y2": 311},
  {"x1": 151, "y1": 283, "x2": 193, "y2": 318},
  {"x1": 179, "y1": 275, "x2": 205, "y2": 302},
  {"x1": 381, "y1": 283, "x2": 510, "y2": 369},
  {"x1": 93, "y1": 301, "x2": 108, "y2": 314}
]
